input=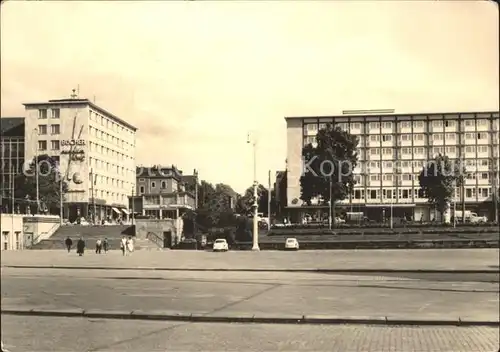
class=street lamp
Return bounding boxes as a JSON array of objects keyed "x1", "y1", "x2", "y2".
[
  {"x1": 32, "y1": 128, "x2": 40, "y2": 214},
  {"x1": 247, "y1": 132, "x2": 260, "y2": 251}
]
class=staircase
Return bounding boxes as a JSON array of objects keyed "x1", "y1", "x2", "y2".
[
  {"x1": 134, "y1": 238, "x2": 163, "y2": 251},
  {"x1": 31, "y1": 225, "x2": 135, "y2": 250}
]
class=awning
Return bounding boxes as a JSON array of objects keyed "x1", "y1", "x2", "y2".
[
  {"x1": 112, "y1": 207, "x2": 120, "y2": 214},
  {"x1": 121, "y1": 209, "x2": 130, "y2": 215},
  {"x1": 365, "y1": 204, "x2": 416, "y2": 207}
]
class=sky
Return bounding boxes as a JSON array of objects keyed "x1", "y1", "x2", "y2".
[{"x1": 1, "y1": 0, "x2": 498, "y2": 193}]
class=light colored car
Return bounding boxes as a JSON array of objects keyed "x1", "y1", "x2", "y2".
[
  {"x1": 213, "y1": 238, "x2": 229, "y2": 252},
  {"x1": 284, "y1": 237, "x2": 299, "y2": 251}
]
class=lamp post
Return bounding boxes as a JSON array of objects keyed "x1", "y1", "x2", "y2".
[
  {"x1": 32, "y1": 128, "x2": 40, "y2": 214},
  {"x1": 247, "y1": 132, "x2": 259, "y2": 251}
]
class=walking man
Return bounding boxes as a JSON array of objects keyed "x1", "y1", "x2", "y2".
[
  {"x1": 120, "y1": 236, "x2": 127, "y2": 256},
  {"x1": 103, "y1": 237, "x2": 109, "y2": 253},
  {"x1": 65, "y1": 236, "x2": 73, "y2": 253},
  {"x1": 76, "y1": 237, "x2": 85, "y2": 256},
  {"x1": 95, "y1": 238, "x2": 102, "y2": 254}
]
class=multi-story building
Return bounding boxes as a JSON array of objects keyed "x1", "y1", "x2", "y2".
[
  {"x1": 285, "y1": 109, "x2": 500, "y2": 222},
  {"x1": 130, "y1": 165, "x2": 196, "y2": 219},
  {"x1": 0, "y1": 117, "x2": 25, "y2": 212},
  {"x1": 23, "y1": 94, "x2": 137, "y2": 222}
]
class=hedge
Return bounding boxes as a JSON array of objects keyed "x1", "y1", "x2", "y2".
[{"x1": 271, "y1": 222, "x2": 498, "y2": 230}]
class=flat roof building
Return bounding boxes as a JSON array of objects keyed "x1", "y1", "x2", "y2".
[
  {"x1": 285, "y1": 110, "x2": 500, "y2": 223},
  {"x1": 23, "y1": 94, "x2": 138, "y2": 223}
]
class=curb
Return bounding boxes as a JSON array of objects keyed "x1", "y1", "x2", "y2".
[
  {"x1": 2, "y1": 308, "x2": 498, "y2": 327},
  {"x1": 2, "y1": 265, "x2": 499, "y2": 274}
]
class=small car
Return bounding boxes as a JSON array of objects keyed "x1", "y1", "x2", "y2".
[
  {"x1": 212, "y1": 239, "x2": 229, "y2": 252},
  {"x1": 284, "y1": 237, "x2": 299, "y2": 251}
]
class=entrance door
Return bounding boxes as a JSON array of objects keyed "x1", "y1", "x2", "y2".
[{"x1": 163, "y1": 231, "x2": 172, "y2": 248}]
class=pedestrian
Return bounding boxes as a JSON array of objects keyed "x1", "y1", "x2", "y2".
[
  {"x1": 65, "y1": 236, "x2": 73, "y2": 253},
  {"x1": 95, "y1": 238, "x2": 102, "y2": 254},
  {"x1": 120, "y1": 236, "x2": 127, "y2": 256},
  {"x1": 76, "y1": 237, "x2": 85, "y2": 256},
  {"x1": 126, "y1": 236, "x2": 134, "y2": 254},
  {"x1": 103, "y1": 238, "x2": 109, "y2": 253}
]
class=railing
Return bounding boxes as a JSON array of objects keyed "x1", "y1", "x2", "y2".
[{"x1": 146, "y1": 232, "x2": 163, "y2": 248}]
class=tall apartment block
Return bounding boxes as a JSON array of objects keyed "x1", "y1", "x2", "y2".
[
  {"x1": 23, "y1": 94, "x2": 137, "y2": 222},
  {"x1": 285, "y1": 110, "x2": 500, "y2": 222}
]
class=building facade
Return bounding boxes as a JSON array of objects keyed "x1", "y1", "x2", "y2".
[
  {"x1": 130, "y1": 165, "x2": 196, "y2": 219},
  {"x1": 0, "y1": 117, "x2": 25, "y2": 213},
  {"x1": 23, "y1": 96, "x2": 137, "y2": 222},
  {"x1": 285, "y1": 110, "x2": 500, "y2": 222}
]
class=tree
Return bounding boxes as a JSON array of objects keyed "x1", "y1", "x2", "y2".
[
  {"x1": 195, "y1": 180, "x2": 237, "y2": 229},
  {"x1": 13, "y1": 154, "x2": 68, "y2": 214},
  {"x1": 418, "y1": 154, "x2": 465, "y2": 223},
  {"x1": 237, "y1": 184, "x2": 277, "y2": 216},
  {"x1": 299, "y1": 124, "x2": 359, "y2": 226}
]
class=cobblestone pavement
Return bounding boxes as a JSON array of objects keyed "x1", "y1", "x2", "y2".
[
  {"x1": 1, "y1": 315, "x2": 499, "y2": 351},
  {"x1": 2, "y1": 249, "x2": 499, "y2": 271},
  {"x1": 2, "y1": 268, "x2": 499, "y2": 321}
]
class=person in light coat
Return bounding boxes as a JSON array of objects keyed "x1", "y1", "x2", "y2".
[
  {"x1": 126, "y1": 236, "x2": 134, "y2": 254},
  {"x1": 120, "y1": 236, "x2": 127, "y2": 256}
]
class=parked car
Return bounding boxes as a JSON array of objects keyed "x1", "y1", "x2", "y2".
[
  {"x1": 284, "y1": 237, "x2": 299, "y2": 251},
  {"x1": 213, "y1": 238, "x2": 229, "y2": 252}
]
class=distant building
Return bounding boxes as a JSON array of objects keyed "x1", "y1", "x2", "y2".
[
  {"x1": 274, "y1": 170, "x2": 287, "y2": 218},
  {"x1": 131, "y1": 165, "x2": 195, "y2": 219},
  {"x1": 0, "y1": 117, "x2": 25, "y2": 212},
  {"x1": 22, "y1": 93, "x2": 137, "y2": 222},
  {"x1": 285, "y1": 110, "x2": 500, "y2": 222}
]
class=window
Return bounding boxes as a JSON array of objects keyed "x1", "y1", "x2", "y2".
[
  {"x1": 382, "y1": 122, "x2": 392, "y2": 129},
  {"x1": 139, "y1": 186, "x2": 145, "y2": 194},
  {"x1": 433, "y1": 121, "x2": 443, "y2": 127},
  {"x1": 464, "y1": 120, "x2": 474, "y2": 127},
  {"x1": 433, "y1": 147, "x2": 444, "y2": 155},
  {"x1": 38, "y1": 141, "x2": 47, "y2": 151},
  {"x1": 466, "y1": 188, "x2": 473, "y2": 198},
  {"x1": 354, "y1": 190, "x2": 362, "y2": 199},
  {"x1": 51, "y1": 140, "x2": 60, "y2": 150},
  {"x1": 445, "y1": 133, "x2": 456, "y2": 139},
  {"x1": 370, "y1": 122, "x2": 380, "y2": 129},
  {"x1": 445, "y1": 146, "x2": 456, "y2": 153},
  {"x1": 465, "y1": 146, "x2": 475, "y2": 153},
  {"x1": 151, "y1": 181, "x2": 156, "y2": 188},
  {"x1": 382, "y1": 135, "x2": 392, "y2": 142},
  {"x1": 382, "y1": 148, "x2": 393, "y2": 155},
  {"x1": 481, "y1": 160, "x2": 489, "y2": 167},
  {"x1": 477, "y1": 119, "x2": 488, "y2": 126},
  {"x1": 38, "y1": 109, "x2": 47, "y2": 119},
  {"x1": 351, "y1": 123, "x2": 361, "y2": 129},
  {"x1": 370, "y1": 174, "x2": 380, "y2": 181},
  {"x1": 306, "y1": 124, "x2": 317, "y2": 132},
  {"x1": 15, "y1": 232, "x2": 20, "y2": 250},
  {"x1": 402, "y1": 189, "x2": 410, "y2": 199},
  {"x1": 402, "y1": 174, "x2": 412, "y2": 181},
  {"x1": 433, "y1": 134, "x2": 443, "y2": 140},
  {"x1": 370, "y1": 135, "x2": 380, "y2": 142},
  {"x1": 465, "y1": 133, "x2": 474, "y2": 139},
  {"x1": 51, "y1": 109, "x2": 60, "y2": 119},
  {"x1": 477, "y1": 132, "x2": 487, "y2": 140},
  {"x1": 400, "y1": 134, "x2": 410, "y2": 141},
  {"x1": 402, "y1": 147, "x2": 412, "y2": 155},
  {"x1": 400, "y1": 121, "x2": 411, "y2": 129},
  {"x1": 370, "y1": 161, "x2": 380, "y2": 168},
  {"x1": 383, "y1": 174, "x2": 393, "y2": 181},
  {"x1": 318, "y1": 123, "x2": 327, "y2": 130},
  {"x1": 371, "y1": 148, "x2": 380, "y2": 155},
  {"x1": 481, "y1": 173, "x2": 488, "y2": 179},
  {"x1": 370, "y1": 190, "x2": 378, "y2": 199},
  {"x1": 38, "y1": 125, "x2": 47, "y2": 135},
  {"x1": 161, "y1": 181, "x2": 166, "y2": 189},
  {"x1": 444, "y1": 120, "x2": 455, "y2": 127},
  {"x1": 50, "y1": 124, "x2": 60, "y2": 135},
  {"x1": 413, "y1": 121, "x2": 424, "y2": 128},
  {"x1": 413, "y1": 134, "x2": 424, "y2": 141},
  {"x1": 415, "y1": 147, "x2": 424, "y2": 154}
]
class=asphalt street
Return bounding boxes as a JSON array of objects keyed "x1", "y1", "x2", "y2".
[
  {"x1": 2, "y1": 249, "x2": 499, "y2": 271},
  {"x1": 2, "y1": 267, "x2": 499, "y2": 321},
  {"x1": 1, "y1": 315, "x2": 499, "y2": 352}
]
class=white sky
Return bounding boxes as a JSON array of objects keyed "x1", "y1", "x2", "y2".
[{"x1": 1, "y1": 0, "x2": 498, "y2": 193}]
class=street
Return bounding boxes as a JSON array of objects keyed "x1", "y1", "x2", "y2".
[
  {"x1": 2, "y1": 249, "x2": 499, "y2": 351},
  {"x1": 1, "y1": 315, "x2": 499, "y2": 351}
]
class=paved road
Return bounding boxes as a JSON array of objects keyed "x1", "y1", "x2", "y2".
[
  {"x1": 2, "y1": 249, "x2": 499, "y2": 271},
  {"x1": 2, "y1": 267, "x2": 499, "y2": 321},
  {"x1": 1, "y1": 315, "x2": 499, "y2": 351}
]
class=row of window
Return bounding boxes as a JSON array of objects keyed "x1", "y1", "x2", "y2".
[
  {"x1": 91, "y1": 189, "x2": 127, "y2": 203},
  {"x1": 89, "y1": 110, "x2": 134, "y2": 139},
  {"x1": 88, "y1": 157, "x2": 134, "y2": 180},
  {"x1": 89, "y1": 126, "x2": 134, "y2": 150},
  {"x1": 37, "y1": 124, "x2": 60, "y2": 135},
  {"x1": 2, "y1": 231, "x2": 21, "y2": 250},
  {"x1": 88, "y1": 142, "x2": 132, "y2": 163},
  {"x1": 363, "y1": 159, "x2": 494, "y2": 169},
  {"x1": 38, "y1": 140, "x2": 60, "y2": 151},
  {"x1": 359, "y1": 172, "x2": 491, "y2": 182},
  {"x1": 304, "y1": 118, "x2": 497, "y2": 132},
  {"x1": 0, "y1": 140, "x2": 25, "y2": 158},
  {"x1": 352, "y1": 187, "x2": 493, "y2": 200},
  {"x1": 38, "y1": 108, "x2": 60, "y2": 119},
  {"x1": 367, "y1": 146, "x2": 491, "y2": 156}
]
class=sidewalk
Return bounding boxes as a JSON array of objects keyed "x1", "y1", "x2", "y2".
[{"x1": 2, "y1": 249, "x2": 498, "y2": 272}]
